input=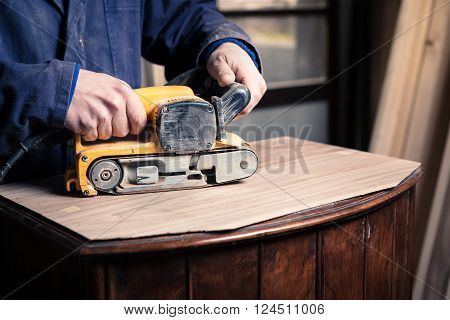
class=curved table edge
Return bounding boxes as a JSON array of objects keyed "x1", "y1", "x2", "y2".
[{"x1": 79, "y1": 166, "x2": 423, "y2": 256}]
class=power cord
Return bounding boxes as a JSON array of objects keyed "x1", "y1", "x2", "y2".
[{"x1": 0, "y1": 128, "x2": 61, "y2": 184}]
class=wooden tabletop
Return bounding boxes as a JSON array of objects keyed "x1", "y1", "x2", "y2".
[{"x1": 0, "y1": 137, "x2": 421, "y2": 255}]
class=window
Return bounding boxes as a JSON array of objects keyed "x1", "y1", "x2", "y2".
[
  {"x1": 218, "y1": 0, "x2": 328, "y2": 92},
  {"x1": 218, "y1": 0, "x2": 330, "y2": 143},
  {"x1": 141, "y1": 0, "x2": 331, "y2": 143},
  {"x1": 227, "y1": 15, "x2": 327, "y2": 87}
]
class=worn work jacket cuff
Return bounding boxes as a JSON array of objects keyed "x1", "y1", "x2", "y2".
[
  {"x1": 195, "y1": 22, "x2": 263, "y2": 74},
  {"x1": 68, "y1": 64, "x2": 81, "y2": 106},
  {"x1": 52, "y1": 60, "x2": 77, "y2": 128},
  {"x1": 200, "y1": 38, "x2": 261, "y2": 71}
]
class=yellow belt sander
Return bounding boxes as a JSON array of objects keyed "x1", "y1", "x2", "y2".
[
  {"x1": 65, "y1": 79, "x2": 258, "y2": 196},
  {"x1": 0, "y1": 68, "x2": 258, "y2": 195}
]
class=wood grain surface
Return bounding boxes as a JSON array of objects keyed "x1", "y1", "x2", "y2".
[
  {"x1": 260, "y1": 232, "x2": 316, "y2": 299},
  {"x1": 188, "y1": 244, "x2": 259, "y2": 299},
  {"x1": 364, "y1": 204, "x2": 394, "y2": 299},
  {"x1": 0, "y1": 137, "x2": 420, "y2": 240},
  {"x1": 321, "y1": 218, "x2": 365, "y2": 299},
  {"x1": 105, "y1": 253, "x2": 186, "y2": 299},
  {"x1": 1, "y1": 188, "x2": 417, "y2": 299}
]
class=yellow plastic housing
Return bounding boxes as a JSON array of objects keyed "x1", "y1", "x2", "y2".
[{"x1": 65, "y1": 86, "x2": 248, "y2": 196}]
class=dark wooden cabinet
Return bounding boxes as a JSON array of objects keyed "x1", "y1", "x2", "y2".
[{"x1": 0, "y1": 169, "x2": 420, "y2": 299}]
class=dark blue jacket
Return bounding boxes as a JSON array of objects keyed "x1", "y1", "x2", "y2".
[{"x1": 0, "y1": 0, "x2": 259, "y2": 181}]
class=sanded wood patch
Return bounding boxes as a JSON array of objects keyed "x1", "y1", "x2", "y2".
[{"x1": 0, "y1": 137, "x2": 420, "y2": 240}]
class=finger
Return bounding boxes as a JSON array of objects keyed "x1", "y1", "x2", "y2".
[
  {"x1": 259, "y1": 77, "x2": 268, "y2": 95},
  {"x1": 83, "y1": 129, "x2": 98, "y2": 142},
  {"x1": 240, "y1": 76, "x2": 263, "y2": 114},
  {"x1": 208, "y1": 55, "x2": 236, "y2": 87},
  {"x1": 78, "y1": 112, "x2": 98, "y2": 141},
  {"x1": 97, "y1": 115, "x2": 113, "y2": 140},
  {"x1": 241, "y1": 73, "x2": 267, "y2": 114},
  {"x1": 126, "y1": 91, "x2": 147, "y2": 135},
  {"x1": 111, "y1": 105, "x2": 129, "y2": 138}
]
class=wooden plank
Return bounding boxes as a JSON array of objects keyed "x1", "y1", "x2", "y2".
[
  {"x1": 370, "y1": 0, "x2": 435, "y2": 156},
  {"x1": 260, "y1": 232, "x2": 316, "y2": 299},
  {"x1": 403, "y1": 0, "x2": 449, "y2": 159},
  {"x1": 392, "y1": 191, "x2": 412, "y2": 299},
  {"x1": 105, "y1": 254, "x2": 185, "y2": 299},
  {"x1": 415, "y1": 127, "x2": 450, "y2": 299},
  {"x1": 423, "y1": 180, "x2": 450, "y2": 299},
  {"x1": 78, "y1": 168, "x2": 420, "y2": 257},
  {"x1": 188, "y1": 244, "x2": 258, "y2": 299},
  {"x1": 364, "y1": 203, "x2": 394, "y2": 299},
  {"x1": 369, "y1": 0, "x2": 449, "y2": 272},
  {"x1": 403, "y1": 0, "x2": 450, "y2": 268},
  {"x1": 321, "y1": 218, "x2": 365, "y2": 299},
  {"x1": 0, "y1": 137, "x2": 420, "y2": 240}
]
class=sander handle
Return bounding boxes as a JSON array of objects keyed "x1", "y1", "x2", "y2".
[
  {"x1": 166, "y1": 67, "x2": 251, "y2": 124},
  {"x1": 212, "y1": 82, "x2": 251, "y2": 140},
  {"x1": 213, "y1": 82, "x2": 251, "y2": 125}
]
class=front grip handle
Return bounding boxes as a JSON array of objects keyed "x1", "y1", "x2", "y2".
[
  {"x1": 166, "y1": 67, "x2": 252, "y2": 139},
  {"x1": 212, "y1": 82, "x2": 251, "y2": 140},
  {"x1": 216, "y1": 83, "x2": 251, "y2": 125},
  {"x1": 166, "y1": 67, "x2": 251, "y2": 124}
]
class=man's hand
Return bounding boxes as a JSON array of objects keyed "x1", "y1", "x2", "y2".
[
  {"x1": 207, "y1": 42, "x2": 266, "y2": 117},
  {"x1": 65, "y1": 69, "x2": 147, "y2": 141}
]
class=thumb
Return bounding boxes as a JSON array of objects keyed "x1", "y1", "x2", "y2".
[{"x1": 209, "y1": 57, "x2": 236, "y2": 87}]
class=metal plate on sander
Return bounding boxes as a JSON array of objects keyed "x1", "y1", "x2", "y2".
[{"x1": 87, "y1": 148, "x2": 258, "y2": 195}]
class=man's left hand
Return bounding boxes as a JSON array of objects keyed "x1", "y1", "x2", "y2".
[{"x1": 207, "y1": 42, "x2": 267, "y2": 117}]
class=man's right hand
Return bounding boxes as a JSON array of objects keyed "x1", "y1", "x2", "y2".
[{"x1": 65, "y1": 69, "x2": 147, "y2": 141}]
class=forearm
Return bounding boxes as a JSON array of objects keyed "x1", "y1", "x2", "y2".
[
  {"x1": 141, "y1": 0, "x2": 261, "y2": 79},
  {"x1": 0, "y1": 59, "x2": 76, "y2": 157}
]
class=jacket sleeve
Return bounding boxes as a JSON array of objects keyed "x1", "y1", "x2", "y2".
[
  {"x1": 0, "y1": 59, "x2": 76, "y2": 157},
  {"x1": 141, "y1": 0, "x2": 261, "y2": 80}
]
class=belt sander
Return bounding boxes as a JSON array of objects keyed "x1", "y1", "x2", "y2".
[{"x1": 65, "y1": 80, "x2": 258, "y2": 196}]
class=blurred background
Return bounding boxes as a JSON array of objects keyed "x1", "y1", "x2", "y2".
[{"x1": 141, "y1": 0, "x2": 449, "y2": 300}]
